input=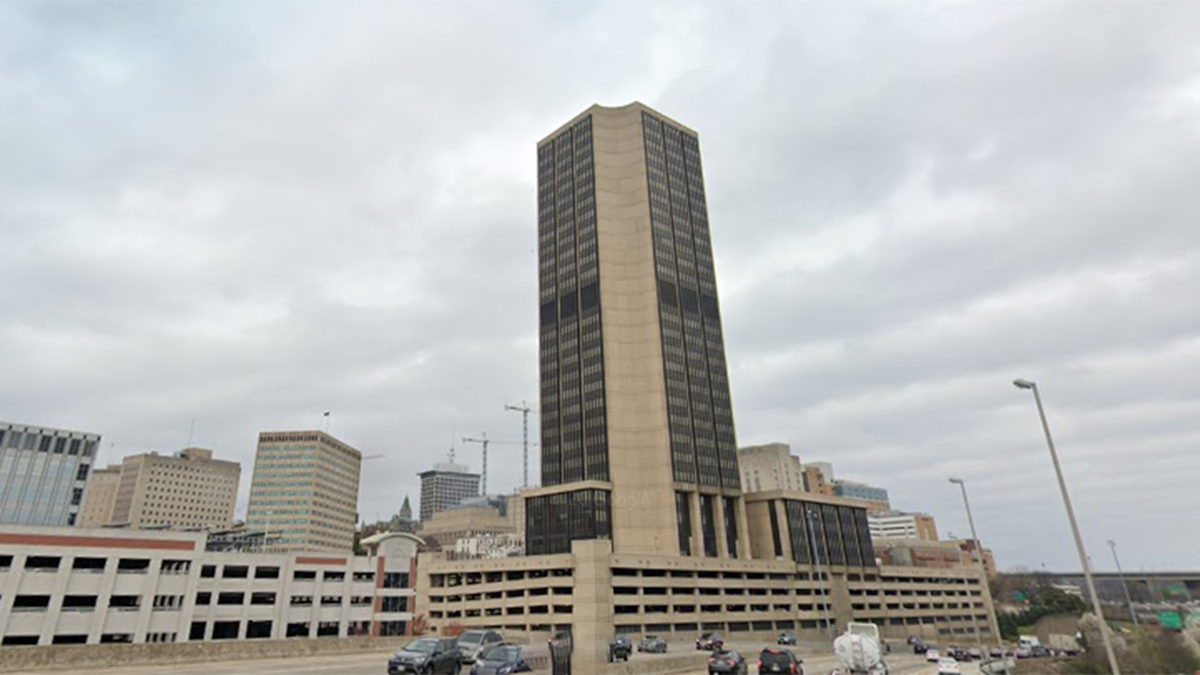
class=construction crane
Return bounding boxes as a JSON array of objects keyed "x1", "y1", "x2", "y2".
[
  {"x1": 504, "y1": 401, "x2": 537, "y2": 488},
  {"x1": 461, "y1": 432, "x2": 523, "y2": 497}
]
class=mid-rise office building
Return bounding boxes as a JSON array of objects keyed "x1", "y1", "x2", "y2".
[
  {"x1": 867, "y1": 510, "x2": 939, "y2": 541},
  {"x1": 833, "y1": 479, "x2": 891, "y2": 510},
  {"x1": 0, "y1": 524, "x2": 417, "y2": 646},
  {"x1": 0, "y1": 422, "x2": 100, "y2": 527},
  {"x1": 77, "y1": 465, "x2": 121, "y2": 528},
  {"x1": 738, "y1": 443, "x2": 804, "y2": 493},
  {"x1": 417, "y1": 461, "x2": 481, "y2": 522},
  {"x1": 246, "y1": 431, "x2": 362, "y2": 553},
  {"x1": 82, "y1": 448, "x2": 240, "y2": 530}
]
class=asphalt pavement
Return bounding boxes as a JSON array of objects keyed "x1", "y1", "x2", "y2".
[{"x1": 2, "y1": 641, "x2": 987, "y2": 675}]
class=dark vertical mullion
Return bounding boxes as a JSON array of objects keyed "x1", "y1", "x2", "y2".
[
  {"x1": 643, "y1": 113, "x2": 696, "y2": 487},
  {"x1": 660, "y1": 124, "x2": 708, "y2": 489},
  {"x1": 676, "y1": 131, "x2": 727, "y2": 492}
]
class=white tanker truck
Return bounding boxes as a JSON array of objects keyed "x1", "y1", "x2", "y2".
[{"x1": 831, "y1": 622, "x2": 889, "y2": 675}]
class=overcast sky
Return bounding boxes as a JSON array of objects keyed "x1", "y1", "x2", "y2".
[{"x1": 3, "y1": 1, "x2": 1199, "y2": 571}]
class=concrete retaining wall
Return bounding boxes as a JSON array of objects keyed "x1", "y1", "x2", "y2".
[{"x1": 0, "y1": 636, "x2": 411, "y2": 672}]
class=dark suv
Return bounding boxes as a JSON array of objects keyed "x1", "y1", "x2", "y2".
[
  {"x1": 388, "y1": 637, "x2": 460, "y2": 674},
  {"x1": 696, "y1": 632, "x2": 724, "y2": 650},
  {"x1": 609, "y1": 635, "x2": 632, "y2": 662},
  {"x1": 757, "y1": 647, "x2": 803, "y2": 675}
]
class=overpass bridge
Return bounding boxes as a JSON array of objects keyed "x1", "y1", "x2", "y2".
[{"x1": 1028, "y1": 571, "x2": 1200, "y2": 605}]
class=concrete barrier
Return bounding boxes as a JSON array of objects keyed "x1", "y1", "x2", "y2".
[
  {"x1": 601, "y1": 652, "x2": 709, "y2": 675},
  {"x1": 0, "y1": 636, "x2": 411, "y2": 672}
]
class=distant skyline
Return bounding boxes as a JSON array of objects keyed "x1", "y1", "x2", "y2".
[{"x1": 2, "y1": 1, "x2": 1199, "y2": 570}]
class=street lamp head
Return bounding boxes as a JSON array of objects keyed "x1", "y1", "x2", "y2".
[
  {"x1": 1013, "y1": 378, "x2": 1036, "y2": 390},
  {"x1": 949, "y1": 477, "x2": 964, "y2": 485}
]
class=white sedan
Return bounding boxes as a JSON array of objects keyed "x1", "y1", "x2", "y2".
[
  {"x1": 925, "y1": 649, "x2": 941, "y2": 662},
  {"x1": 937, "y1": 656, "x2": 961, "y2": 675}
]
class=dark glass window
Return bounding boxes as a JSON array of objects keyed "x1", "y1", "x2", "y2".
[
  {"x1": 525, "y1": 488, "x2": 611, "y2": 555},
  {"x1": 769, "y1": 503, "x2": 783, "y2": 557},
  {"x1": 540, "y1": 299, "x2": 557, "y2": 327},
  {"x1": 723, "y1": 497, "x2": 738, "y2": 558},
  {"x1": 580, "y1": 282, "x2": 599, "y2": 311},
  {"x1": 699, "y1": 495, "x2": 717, "y2": 557},
  {"x1": 676, "y1": 492, "x2": 692, "y2": 556}
]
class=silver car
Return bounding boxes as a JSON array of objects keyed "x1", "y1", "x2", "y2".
[{"x1": 458, "y1": 630, "x2": 505, "y2": 664}]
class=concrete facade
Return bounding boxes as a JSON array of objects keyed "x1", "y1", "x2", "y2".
[
  {"x1": 738, "y1": 443, "x2": 804, "y2": 493},
  {"x1": 0, "y1": 422, "x2": 100, "y2": 527},
  {"x1": 417, "y1": 505, "x2": 516, "y2": 551},
  {"x1": 868, "y1": 511, "x2": 940, "y2": 542},
  {"x1": 96, "y1": 448, "x2": 240, "y2": 531},
  {"x1": 0, "y1": 525, "x2": 417, "y2": 647},
  {"x1": 801, "y1": 465, "x2": 835, "y2": 497},
  {"x1": 246, "y1": 431, "x2": 362, "y2": 553},
  {"x1": 78, "y1": 466, "x2": 121, "y2": 528}
]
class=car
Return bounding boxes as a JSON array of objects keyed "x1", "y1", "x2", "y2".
[
  {"x1": 910, "y1": 639, "x2": 929, "y2": 655},
  {"x1": 697, "y1": 632, "x2": 724, "y2": 650},
  {"x1": 609, "y1": 635, "x2": 632, "y2": 662},
  {"x1": 1015, "y1": 647, "x2": 1032, "y2": 659},
  {"x1": 469, "y1": 645, "x2": 531, "y2": 675},
  {"x1": 989, "y1": 647, "x2": 1003, "y2": 658},
  {"x1": 708, "y1": 648, "x2": 748, "y2": 675},
  {"x1": 967, "y1": 648, "x2": 983, "y2": 661},
  {"x1": 388, "y1": 637, "x2": 461, "y2": 675},
  {"x1": 757, "y1": 647, "x2": 803, "y2": 674},
  {"x1": 777, "y1": 632, "x2": 798, "y2": 646},
  {"x1": 926, "y1": 649, "x2": 941, "y2": 662},
  {"x1": 457, "y1": 630, "x2": 506, "y2": 664},
  {"x1": 937, "y1": 657, "x2": 961, "y2": 675},
  {"x1": 639, "y1": 635, "x2": 668, "y2": 653}
]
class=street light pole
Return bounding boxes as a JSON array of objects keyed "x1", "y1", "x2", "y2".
[
  {"x1": 949, "y1": 478, "x2": 1007, "y2": 671},
  {"x1": 1013, "y1": 379, "x2": 1120, "y2": 675},
  {"x1": 806, "y1": 506, "x2": 835, "y2": 640},
  {"x1": 1108, "y1": 540, "x2": 1138, "y2": 626}
]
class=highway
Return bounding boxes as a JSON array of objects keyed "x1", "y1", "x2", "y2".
[{"x1": 3, "y1": 641, "x2": 986, "y2": 675}]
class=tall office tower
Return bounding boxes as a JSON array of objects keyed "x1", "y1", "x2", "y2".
[
  {"x1": 418, "y1": 461, "x2": 481, "y2": 522},
  {"x1": 246, "y1": 431, "x2": 362, "y2": 552},
  {"x1": 89, "y1": 448, "x2": 240, "y2": 530},
  {"x1": 0, "y1": 422, "x2": 99, "y2": 526},
  {"x1": 527, "y1": 102, "x2": 749, "y2": 558}
]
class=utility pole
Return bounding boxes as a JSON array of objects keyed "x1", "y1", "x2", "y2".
[{"x1": 504, "y1": 402, "x2": 534, "y2": 488}]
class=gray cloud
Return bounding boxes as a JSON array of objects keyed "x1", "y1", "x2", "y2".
[{"x1": 2, "y1": 1, "x2": 1199, "y2": 570}]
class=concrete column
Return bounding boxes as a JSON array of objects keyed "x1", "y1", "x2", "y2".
[
  {"x1": 830, "y1": 572, "x2": 852, "y2": 633},
  {"x1": 734, "y1": 497, "x2": 752, "y2": 560},
  {"x1": 714, "y1": 497, "x2": 730, "y2": 559},
  {"x1": 570, "y1": 539, "x2": 613, "y2": 675},
  {"x1": 133, "y1": 558, "x2": 163, "y2": 641},
  {"x1": 689, "y1": 493, "x2": 703, "y2": 557},
  {"x1": 0, "y1": 553, "x2": 27, "y2": 641}
]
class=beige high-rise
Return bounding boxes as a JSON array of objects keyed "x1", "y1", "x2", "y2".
[
  {"x1": 246, "y1": 431, "x2": 362, "y2": 552},
  {"x1": 738, "y1": 443, "x2": 805, "y2": 492},
  {"x1": 77, "y1": 465, "x2": 121, "y2": 527},
  {"x1": 525, "y1": 102, "x2": 750, "y2": 559},
  {"x1": 92, "y1": 448, "x2": 240, "y2": 530}
]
